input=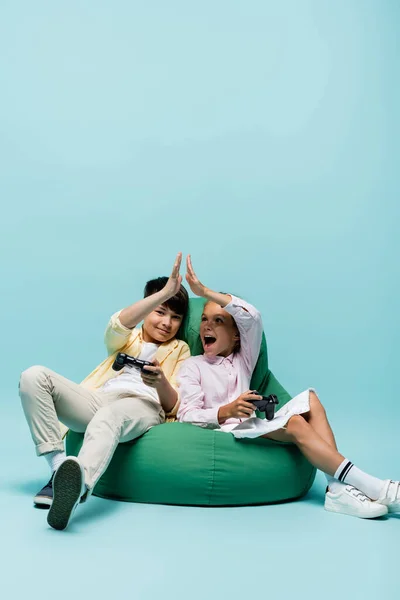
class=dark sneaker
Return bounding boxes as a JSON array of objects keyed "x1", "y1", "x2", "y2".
[
  {"x1": 34, "y1": 473, "x2": 55, "y2": 508},
  {"x1": 47, "y1": 457, "x2": 85, "y2": 531}
]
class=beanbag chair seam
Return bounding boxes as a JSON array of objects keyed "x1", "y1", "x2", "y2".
[{"x1": 207, "y1": 433, "x2": 217, "y2": 505}]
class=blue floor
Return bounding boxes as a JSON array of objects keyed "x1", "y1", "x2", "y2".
[{"x1": 1, "y1": 396, "x2": 398, "y2": 600}]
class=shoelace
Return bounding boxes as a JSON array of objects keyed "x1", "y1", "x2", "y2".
[{"x1": 345, "y1": 485, "x2": 369, "y2": 502}]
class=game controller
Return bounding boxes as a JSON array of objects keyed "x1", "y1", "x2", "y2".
[
  {"x1": 249, "y1": 391, "x2": 279, "y2": 421},
  {"x1": 112, "y1": 352, "x2": 153, "y2": 373}
]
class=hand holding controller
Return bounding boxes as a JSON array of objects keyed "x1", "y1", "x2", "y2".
[
  {"x1": 112, "y1": 352, "x2": 153, "y2": 374},
  {"x1": 249, "y1": 391, "x2": 279, "y2": 421}
]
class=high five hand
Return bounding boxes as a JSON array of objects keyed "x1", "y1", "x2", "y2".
[
  {"x1": 163, "y1": 252, "x2": 183, "y2": 298},
  {"x1": 185, "y1": 255, "x2": 207, "y2": 297}
]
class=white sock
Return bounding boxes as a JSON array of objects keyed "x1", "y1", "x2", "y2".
[
  {"x1": 45, "y1": 450, "x2": 66, "y2": 473},
  {"x1": 334, "y1": 458, "x2": 385, "y2": 500},
  {"x1": 325, "y1": 474, "x2": 346, "y2": 494}
]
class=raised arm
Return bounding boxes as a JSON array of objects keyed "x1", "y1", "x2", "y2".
[
  {"x1": 222, "y1": 295, "x2": 263, "y2": 374},
  {"x1": 185, "y1": 255, "x2": 263, "y2": 373},
  {"x1": 185, "y1": 255, "x2": 231, "y2": 308},
  {"x1": 119, "y1": 252, "x2": 183, "y2": 328},
  {"x1": 104, "y1": 252, "x2": 183, "y2": 355}
]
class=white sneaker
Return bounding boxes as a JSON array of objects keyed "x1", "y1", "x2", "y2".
[
  {"x1": 325, "y1": 485, "x2": 388, "y2": 519},
  {"x1": 376, "y1": 480, "x2": 400, "y2": 513},
  {"x1": 47, "y1": 457, "x2": 86, "y2": 531}
]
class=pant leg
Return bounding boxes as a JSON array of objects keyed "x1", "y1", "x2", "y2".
[
  {"x1": 18, "y1": 365, "x2": 104, "y2": 456},
  {"x1": 78, "y1": 393, "x2": 164, "y2": 490}
]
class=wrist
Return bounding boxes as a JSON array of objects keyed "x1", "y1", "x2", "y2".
[
  {"x1": 218, "y1": 404, "x2": 231, "y2": 424},
  {"x1": 157, "y1": 288, "x2": 172, "y2": 303},
  {"x1": 203, "y1": 288, "x2": 231, "y2": 307},
  {"x1": 155, "y1": 372, "x2": 168, "y2": 390}
]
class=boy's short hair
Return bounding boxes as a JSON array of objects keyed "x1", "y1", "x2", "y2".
[{"x1": 144, "y1": 277, "x2": 189, "y2": 318}]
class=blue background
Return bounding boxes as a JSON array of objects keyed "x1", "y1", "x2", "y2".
[{"x1": 0, "y1": 1, "x2": 399, "y2": 598}]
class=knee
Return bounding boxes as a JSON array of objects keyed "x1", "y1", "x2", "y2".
[
  {"x1": 19, "y1": 365, "x2": 48, "y2": 394},
  {"x1": 285, "y1": 415, "x2": 308, "y2": 441},
  {"x1": 87, "y1": 406, "x2": 125, "y2": 435}
]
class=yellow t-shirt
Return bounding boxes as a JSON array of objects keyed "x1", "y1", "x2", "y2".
[{"x1": 60, "y1": 311, "x2": 190, "y2": 437}]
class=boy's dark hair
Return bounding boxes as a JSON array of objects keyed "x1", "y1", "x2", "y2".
[{"x1": 144, "y1": 277, "x2": 189, "y2": 318}]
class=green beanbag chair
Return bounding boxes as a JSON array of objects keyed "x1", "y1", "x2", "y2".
[{"x1": 66, "y1": 298, "x2": 316, "y2": 506}]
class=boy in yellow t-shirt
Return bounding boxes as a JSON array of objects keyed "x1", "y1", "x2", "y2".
[{"x1": 19, "y1": 253, "x2": 190, "y2": 530}]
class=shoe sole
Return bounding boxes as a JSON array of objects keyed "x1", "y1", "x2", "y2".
[
  {"x1": 47, "y1": 459, "x2": 83, "y2": 531},
  {"x1": 325, "y1": 500, "x2": 387, "y2": 519}
]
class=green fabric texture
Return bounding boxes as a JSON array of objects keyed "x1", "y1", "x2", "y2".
[
  {"x1": 65, "y1": 297, "x2": 316, "y2": 506},
  {"x1": 67, "y1": 423, "x2": 315, "y2": 506}
]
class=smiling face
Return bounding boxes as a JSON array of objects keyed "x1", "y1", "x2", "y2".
[
  {"x1": 143, "y1": 305, "x2": 183, "y2": 344},
  {"x1": 200, "y1": 301, "x2": 240, "y2": 357}
]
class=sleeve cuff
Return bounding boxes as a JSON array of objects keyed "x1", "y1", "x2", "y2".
[
  {"x1": 223, "y1": 294, "x2": 261, "y2": 322},
  {"x1": 166, "y1": 399, "x2": 180, "y2": 418},
  {"x1": 193, "y1": 406, "x2": 221, "y2": 428},
  {"x1": 109, "y1": 310, "x2": 133, "y2": 336},
  {"x1": 208, "y1": 406, "x2": 221, "y2": 427},
  {"x1": 223, "y1": 294, "x2": 246, "y2": 312}
]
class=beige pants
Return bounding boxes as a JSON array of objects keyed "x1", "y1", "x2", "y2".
[{"x1": 18, "y1": 366, "x2": 165, "y2": 490}]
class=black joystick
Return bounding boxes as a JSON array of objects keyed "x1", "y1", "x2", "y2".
[
  {"x1": 112, "y1": 352, "x2": 153, "y2": 373},
  {"x1": 249, "y1": 391, "x2": 279, "y2": 421}
]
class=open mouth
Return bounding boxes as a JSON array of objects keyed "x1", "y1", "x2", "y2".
[{"x1": 203, "y1": 335, "x2": 217, "y2": 349}]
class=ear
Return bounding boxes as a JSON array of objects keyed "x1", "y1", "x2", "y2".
[{"x1": 233, "y1": 332, "x2": 240, "y2": 341}]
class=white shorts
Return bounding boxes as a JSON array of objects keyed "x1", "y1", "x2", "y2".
[{"x1": 219, "y1": 388, "x2": 315, "y2": 439}]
